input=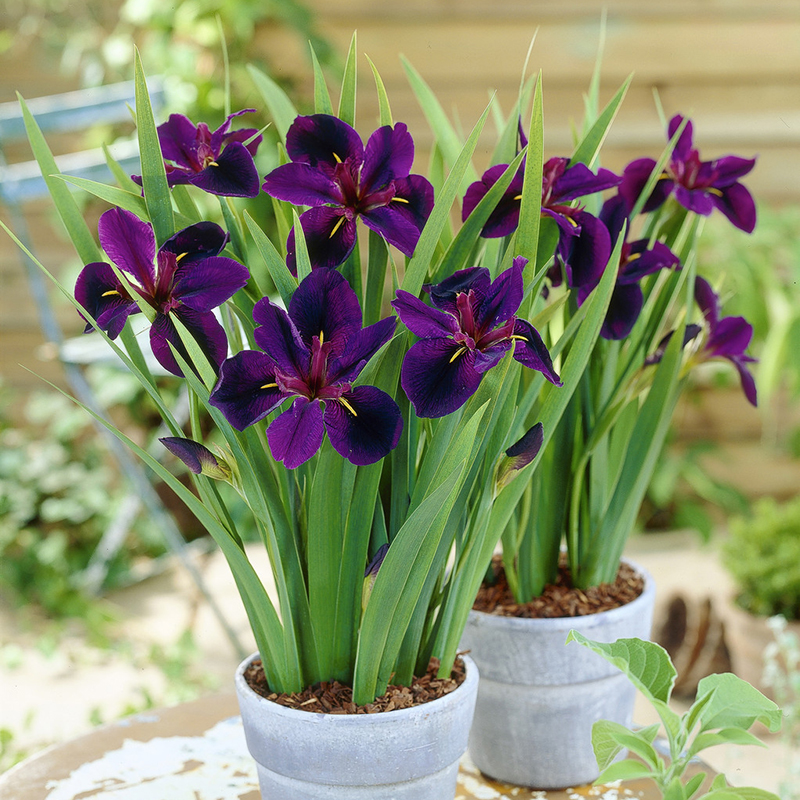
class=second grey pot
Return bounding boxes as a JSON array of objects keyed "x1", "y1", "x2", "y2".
[
  {"x1": 460, "y1": 560, "x2": 655, "y2": 789},
  {"x1": 235, "y1": 653, "x2": 478, "y2": 800}
]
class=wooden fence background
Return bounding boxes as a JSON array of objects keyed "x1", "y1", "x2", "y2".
[{"x1": 2, "y1": 0, "x2": 799, "y2": 401}]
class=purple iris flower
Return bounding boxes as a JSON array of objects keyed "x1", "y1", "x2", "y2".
[
  {"x1": 391, "y1": 257, "x2": 562, "y2": 418},
  {"x1": 578, "y1": 195, "x2": 680, "y2": 340},
  {"x1": 619, "y1": 114, "x2": 756, "y2": 233},
  {"x1": 209, "y1": 269, "x2": 403, "y2": 468},
  {"x1": 261, "y1": 114, "x2": 434, "y2": 272},
  {"x1": 462, "y1": 142, "x2": 621, "y2": 292},
  {"x1": 694, "y1": 276, "x2": 758, "y2": 406},
  {"x1": 133, "y1": 110, "x2": 262, "y2": 197},
  {"x1": 75, "y1": 207, "x2": 249, "y2": 376}
]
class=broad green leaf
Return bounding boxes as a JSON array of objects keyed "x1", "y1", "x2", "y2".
[
  {"x1": 684, "y1": 772, "x2": 708, "y2": 800},
  {"x1": 402, "y1": 99, "x2": 492, "y2": 297},
  {"x1": 699, "y1": 790, "x2": 781, "y2": 800},
  {"x1": 694, "y1": 673, "x2": 782, "y2": 734},
  {"x1": 367, "y1": 55, "x2": 393, "y2": 127},
  {"x1": 566, "y1": 632, "x2": 676, "y2": 705},
  {"x1": 570, "y1": 74, "x2": 632, "y2": 168},
  {"x1": 688, "y1": 728, "x2": 766, "y2": 757},
  {"x1": 352, "y1": 461, "x2": 467, "y2": 703},
  {"x1": 310, "y1": 43, "x2": 334, "y2": 115},
  {"x1": 591, "y1": 720, "x2": 660, "y2": 770},
  {"x1": 439, "y1": 149, "x2": 526, "y2": 281},
  {"x1": 338, "y1": 32, "x2": 357, "y2": 127},
  {"x1": 244, "y1": 211, "x2": 297, "y2": 305},
  {"x1": 516, "y1": 73, "x2": 543, "y2": 296},
  {"x1": 17, "y1": 93, "x2": 101, "y2": 264},
  {"x1": 595, "y1": 759, "x2": 654, "y2": 785},
  {"x1": 102, "y1": 143, "x2": 140, "y2": 192},
  {"x1": 292, "y1": 210, "x2": 312, "y2": 283},
  {"x1": 665, "y1": 776, "x2": 689, "y2": 800},
  {"x1": 247, "y1": 64, "x2": 298, "y2": 143},
  {"x1": 134, "y1": 48, "x2": 173, "y2": 245}
]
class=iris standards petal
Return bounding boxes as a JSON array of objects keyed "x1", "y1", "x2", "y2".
[{"x1": 98, "y1": 207, "x2": 157, "y2": 288}]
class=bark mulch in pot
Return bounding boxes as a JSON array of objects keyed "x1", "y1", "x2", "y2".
[
  {"x1": 244, "y1": 655, "x2": 466, "y2": 714},
  {"x1": 473, "y1": 555, "x2": 644, "y2": 618}
]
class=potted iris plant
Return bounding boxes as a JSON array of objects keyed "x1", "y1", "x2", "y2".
[
  {"x1": 459, "y1": 86, "x2": 761, "y2": 786},
  {"x1": 5, "y1": 38, "x2": 626, "y2": 799}
]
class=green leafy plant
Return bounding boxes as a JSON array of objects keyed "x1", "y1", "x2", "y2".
[
  {"x1": 723, "y1": 496, "x2": 800, "y2": 619},
  {"x1": 0, "y1": 382, "x2": 165, "y2": 618},
  {"x1": 567, "y1": 631, "x2": 782, "y2": 800}
]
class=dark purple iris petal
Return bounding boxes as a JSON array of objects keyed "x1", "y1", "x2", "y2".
[
  {"x1": 360, "y1": 201, "x2": 424, "y2": 257},
  {"x1": 286, "y1": 267, "x2": 362, "y2": 355},
  {"x1": 209, "y1": 109, "x2": 260, "y2": 153},
  {"x1": 392, "y1": 290, "x2": 459, "y2": 339},
  {"x1": 286, "y1": 114, "x2": 364, "y2": 173},
  {"x1": 557, "y1": 209, "x2": 611, "y2": 290},
  {"x1": 160, "y1": 222, "x2": 228, "y2": 265},
  {"x1": 191, "y1": 141, "x2": 261, "y2": 198},
  {"x1": 286, "y1": 206, "x2": 358, "y2": 273},
  {"x1": 323, "y1": 385, "x2": 404, "y2": 466},
  {"x1": 602, "y1": 283, "x2": 644, "y2": 340},
  {"x1": 267, "y1": 397, "x2": 326, "y2": 469},
  {"x1": 480, "y1": 260, "x2": 524, "y2": 330},
  {"x1": 98, "y1": 207, "x2": 156, "y2": 288},
  {"x1": 150, "y1": 305, "x2": 229, "y2": 377},
  {"x1": 472, "y1": 341, "x2": 512, "y2": 373},
  {"x1": 261, "y1": 161, "x2": 342, "y2": 207},
  {"x1": 511, "y1": 319, "x2": 562, "y2": 384},
  {"x1": 693, "y1": 276, "x2": 758, "y2": 406},
  {"x1": 714, "y1": 155, "x2": 757, "y2": 185},
  {"x1": 426, "y1": 268, "x2": 492, "y2": 314},
  {"x1": 669, "y1": 115, "x2": 694, "y2": 160},
  {"x1": 401, "y1": 337, "x2": 483, "y2": 418},
  {"x1": 328, "y1": 316, "x2": 397, "y2": 384},
  {"x1": 75, "y1": 261, "x2": 138, "y2": 337},
  {"x1": 461, "y1": 163, "x2": 524, "y2": 239},
  {"x1": 209, "y1": 350, "x2": 288, "y2": 430},
  {"x1": 157, "y1": 114, "x2": 200, "y2": 167},
  {"x1": 361, "y1": 122, "x2": 415, "y2": 194},
  {"x1": 173, "y1": 256, "x2": 250, "y2": 312},
  {"x1": 712, "y1": 182, "x2": 756, "y2": 234},
  {"x1": 252, "y1": 298, "x2": 309, "y2": 377},
  {"x1": 618, "y1": 157, "x2": 673, "y2": 215},
  {"x1": 673, "y1": 185, "x2": 716, "y2": 216},
  {"x1": 553, "y1": 162, "x2": 621, "y2": 202}
]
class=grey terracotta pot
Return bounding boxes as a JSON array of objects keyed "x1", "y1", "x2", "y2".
[
  {"x1": 235, "y1": 653, "x2": 478, "y2": 800},
  {"x1": 460, "y1": 559, "x2": 655, "y2": 790}
]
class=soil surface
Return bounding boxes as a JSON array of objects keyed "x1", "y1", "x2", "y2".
[
  {"x1": 244, "y1": 655, "x2": 466, "y2": 714},
  {"x1": 473, "y1": 555, "x2": 644, "y2": 618}
]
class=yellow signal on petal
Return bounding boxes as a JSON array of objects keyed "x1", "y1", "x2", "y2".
[
  {"x1": 393, "y1": 197, "x2": 409, "y2": 204},
  {"x1": 449, "y1": 346, "x2": 467, "y2": 363},
  {"x1": 330, "y1": 216, "x2": 346, "y2": 238},
  {"x1": 260, "y1": 382, "x2": 278, "y2": 390},
  {"x1": 101, "y1": 290, "x2": 120, "y2": 297},
  {"x1": 339, "y1": 397, "x2": 358, "y2": 416}
]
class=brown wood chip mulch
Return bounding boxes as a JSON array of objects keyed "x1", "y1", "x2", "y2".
[
  {"x1": 244, "y1": 655, "x2": 466, "y2": 715},
  {"x1": 473, "y1": 555, "x2": 644, "y2": 618}
]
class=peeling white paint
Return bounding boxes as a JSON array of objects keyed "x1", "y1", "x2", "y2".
[
  {"x1": 44, "y1": 717, "x2": 257, "y2": 799},
  {"x1": 459, "y1": 773, "x2": 504, "y2": 799}
]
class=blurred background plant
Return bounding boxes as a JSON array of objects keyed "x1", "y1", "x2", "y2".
[
  {"x1": 0, "y1": 0, "x2": 334, "y2": 117},
  {"x1": 765, "y1": 616, "x2": 800, "y2": 800}
]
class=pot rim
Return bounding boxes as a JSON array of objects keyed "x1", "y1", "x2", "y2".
[
  {"x1": 467, "y1": 556, "x2": 655, "y2": 632},
  {"x1": 235, "y1": 652, "x2": 478, "y2": 727}
]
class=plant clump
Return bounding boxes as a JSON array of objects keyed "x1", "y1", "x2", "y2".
[{"x1": 724, "y1": 496, "x2": 800, "y2": 619}]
